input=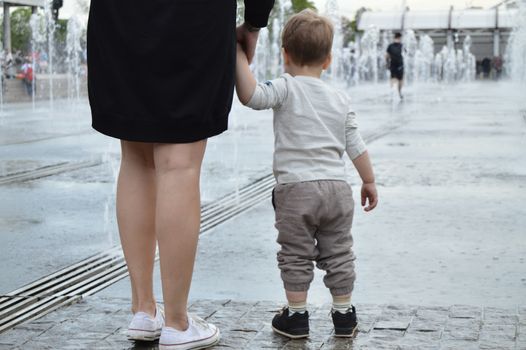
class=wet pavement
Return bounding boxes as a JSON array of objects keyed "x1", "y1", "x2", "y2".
[
  {"x1": 100, "y1": 81, "x2": 526, "y2": 307},
  {"x1": 1, "y1": 81, "x2": 526, "y2": 348},
  {"x1": 1, "y1": 296, "x2": 525, "y2": 349}
]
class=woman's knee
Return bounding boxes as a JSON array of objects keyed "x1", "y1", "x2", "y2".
[
  {"x1": 120, "y1": 141, "x2": 155, "y2": 169},
  {"x1": 153, "y1": 140, "x2": 207, "y2": 175}
]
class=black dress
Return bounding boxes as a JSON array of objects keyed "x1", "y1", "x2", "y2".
[{"x1": 87, "y1": 0, "x2": 274, "y2": 143}]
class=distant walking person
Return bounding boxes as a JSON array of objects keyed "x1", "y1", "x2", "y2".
[
  {"x1": 386, "y1": 32, "x2": 404, "y2": 99},
  {"x1": 18, "y1": 59, "x2": 34, "y2": 96},
  {"x1": 482, "y1": 57, "x2": 492, "y2": 79},
  {"x1": 493, "y1": 56, "x2": 503, "y2": 80}
]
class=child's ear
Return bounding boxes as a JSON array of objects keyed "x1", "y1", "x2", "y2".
[
  {"x1": 322, "y1": 53, "x2": 332, "y2": 70},
  {"x1": 282, "y1": 48, "x2": 290, "y2": 65}
]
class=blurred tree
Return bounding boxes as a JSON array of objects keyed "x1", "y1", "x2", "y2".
[
  {"x1": 341, "y1": 16, "x2": 354, "y2": 46},
  {"x1": 0, "y1": 8, "x2": 68, "y2": 57},
  {"x1": 291, "y1": 0, "x2": 316, "y2": 12},
  {"x1": 345, "y1": 7, "x2": 368, "y2": 44},
  {"x1": 55, "y1": 19, "x2": 68, "y2": 46},
  {"x1": 10, "y1": 8, "x2": 32, "y2": 54}
]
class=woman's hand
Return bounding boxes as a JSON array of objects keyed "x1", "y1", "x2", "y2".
[{"x1": 236, "y1": 23, "x2": 260, "y2": 64}]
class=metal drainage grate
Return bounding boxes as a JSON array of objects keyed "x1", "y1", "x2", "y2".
[
  {"x1": 0, "y1": 174, "x2": 275, "y2": 333},
  {"x1": 0, "y1": 159, "x2": 103, "y2": 186}
]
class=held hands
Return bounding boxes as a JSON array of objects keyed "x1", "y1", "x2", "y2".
[
  {"x1": 236, "y1": 23, "x2": 260, "y2": 64},
  {"x1": 361, "y1": 182, "x2": 378, "y2": 212},
  {"x1": 236, "y1": 43, "x2": 246, "y2": 60}
]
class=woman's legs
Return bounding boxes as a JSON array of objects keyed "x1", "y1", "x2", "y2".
[
  {"x1": 117, "y1": 141, "x2": 157, "y2": 317},
  {"x1": 153, "y1": 140, "x2": 207, "y2": 330}
]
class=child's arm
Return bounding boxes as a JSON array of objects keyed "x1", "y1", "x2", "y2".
[
  {"x1": 236, "y1": 43, "x2": 257, "y2": 105},
  {"x1": 235, "y1": 43, "x2": 288, "y2": 109},
  {"x1": 352, "y1": 152, "x2": 378, "y2": 212},
  {"x1": 345, "y1": 111, "x2": 378, "y2": 212}
]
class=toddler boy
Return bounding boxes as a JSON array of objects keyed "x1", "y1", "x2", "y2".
[{"x1": 235, "y1": 9, "x2": 378, "y2": 338}]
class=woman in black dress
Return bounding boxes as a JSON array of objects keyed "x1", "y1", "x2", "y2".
[{"x1": 87, "y1": 1, "x2": 274, "y2": 348}]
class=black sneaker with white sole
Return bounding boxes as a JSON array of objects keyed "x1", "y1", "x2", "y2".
[
  {"x1": 271, "y1": 307, "x2": 309, "y2": 339},
  {"x1": 331, "y1": 305, "x2": 358, "y2": 337}
]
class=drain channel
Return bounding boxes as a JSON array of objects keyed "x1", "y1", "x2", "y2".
[
  {"x1": 0, "y1": 124, "x2": 403, "y2": 333},
  {"x1": 0, "y1": 174, "x2": 274, "y2": 333},
  {"x1": 0, "y1": 159, "x2": 103, "y2": 186}
]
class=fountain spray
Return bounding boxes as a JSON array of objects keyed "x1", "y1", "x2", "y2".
[{"x1": 506, "y1": 0, "x2": 526, "y2": 83}]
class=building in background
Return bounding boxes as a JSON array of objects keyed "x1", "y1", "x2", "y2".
[{"x1": 357, "y1": 1, "x2": 518, "y2": 61}]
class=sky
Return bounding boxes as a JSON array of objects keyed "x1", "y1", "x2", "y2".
[{"x1": 313, "y1": 0, "x2": 501, "y2": 18}]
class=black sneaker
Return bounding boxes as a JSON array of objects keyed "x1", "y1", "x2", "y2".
[
  {"x1": 331, "y1": 305, "x2": 358, "y2": 337},
  {"x1": 271, "y1": 307, "x2": 309, "y2": 339}
]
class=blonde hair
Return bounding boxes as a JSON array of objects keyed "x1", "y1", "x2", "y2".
[{"x1": 281, "y1": 9, "x2": 334, "y2": 66}]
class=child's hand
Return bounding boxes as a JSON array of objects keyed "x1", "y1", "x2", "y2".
[
  {"x1": 361, "y1": 182, "x2": 378, "y2": 212},
  {"x1": 237, "y1": 43, "x2": 247, "y2": 59}
]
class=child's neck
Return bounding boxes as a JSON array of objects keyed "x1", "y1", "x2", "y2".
[{"x1": 285, "y1": 64, "x2": 324, "y2": 78}]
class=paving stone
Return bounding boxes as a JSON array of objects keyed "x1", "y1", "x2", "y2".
[
  {"x1": 442, "y1": 317, "x2": 481, "y2": 341},
  {"x1": 403, "y1": 330, "x2": 442, "y2": 341},
  {"x1": 251, "y1": 300, "x2": 283, "y2": 311},
  {"x1": 398, "y1": 343, "x2": 439, "y2": 350},
  {"x1": 357, "y1": 320, "x2": 375, "y2": 333},
  {"x1": 479, "y1": 324, "x2": 516, "y2": 341},
  {"x1": 383, "y1": 305, "x2": 417, "y2": 313},
  {"x1": 17, "y1": 337, "x2": 91, "y2": 350},
  {"x1": 398, "y1": 339, "x2": 440, "y2": 349},
  {"x1": 188, "y1": 299, "x2": 230, "y2": 316},
  {"x1": 369, "y1": 329, "x2": 406, "y2": 341},
  {"x1": 281, "y1": 339, "x2": 324, "y2": 350},
  {"x1": 47, "y1": 318, "x2": 118, "y2": 335},
  {"x1": 483, "y1": 306, "x2": 518, "y2": 325},
  {"x1": 374, "y1": 320, "x2": 411, "y2": 331},
  {"x1": 355, "y1": 338, "x2": 401, "y2": 349},
  {"x1": 311, "y1": 310, "x2": 332, "y2": 321},
  {"x1": 217, "y1": 330, "x2": 257, "y2": 348},
  {"x1": 438, "y1": 340, "x2": 479, "y2": 350},
  {"x1": 411, "y1": 307, "x2": 449, "y2": 330},
  {"x1": 0, "y1": 327, "x2": 43, "y2": 346},
  {"x1": 321, "y1": 337, "x2": 354, "y2": 350},
  {"x1": 449, "y1": 305, "x2": 482, "y2": 319},
  {"x1": 380, "y1": 305, "x2": 417, "y2": 319},
  {"x1": 246, "y1": 324, "x2": 290, "y2": 348},
  {"x1": 230, "y1": 318, "x2": 266, "y2": 332},
  {"x1": 12, "y1": 320, "x2": 56, "y2": 333},
  {"x1": 416, "y1": 306, "x2": 449, "y2": 316},
  {"x1": 407, "y1": 318, "x2": 444, "y2": 332},
  {"x1": 354, "y1": 305, "x2": 382, "y2": 334},
  {"x1": 478, "y1": 338, "x2": 515, "y2": 349}
]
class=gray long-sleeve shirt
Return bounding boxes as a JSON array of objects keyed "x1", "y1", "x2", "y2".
[{"x1": 246, "y1": 73, "x2": 367, "y2": 184}]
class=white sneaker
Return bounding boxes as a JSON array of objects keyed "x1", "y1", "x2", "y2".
[
  {"x1": 159, "y1": 314, "x2": 220, "y2": 350},
  {"x1": 126, "y1": 305, "x2": 165, "y2": 341}
]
